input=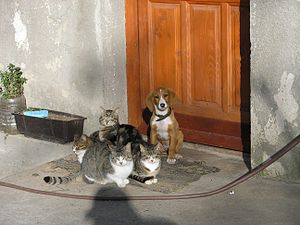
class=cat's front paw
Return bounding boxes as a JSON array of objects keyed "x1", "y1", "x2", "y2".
[
  {"x1": 116, "y1": 179, "x2": 129, "y2": 188},
  {"x1": 100, "y1": 179, "x2": 109, "y2": 185},
  {"x1": 167, "y1": 157, "x2": 176, "y2": 164},
  {"x1": 123, "y1": 178, "x2": 130, "y2": 185},
  {"x1": 145, "y1": 178, "x2": 158, "y2": 185},
  {"x1": 117, "y1": 182, "x2": 127, "y2": 188}
]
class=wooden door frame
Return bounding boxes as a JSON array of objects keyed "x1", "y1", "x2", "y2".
[{"x1": 126, "y1": 0, "x2": 142, "y2": 127}]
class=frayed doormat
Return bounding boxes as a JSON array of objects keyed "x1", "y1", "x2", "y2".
[
  {"x1": 47, "y1": 155, "x2": 220, "y2": 194},
  {"x1": 131, "y1": 156, "x2": 220, "y2": 193}
]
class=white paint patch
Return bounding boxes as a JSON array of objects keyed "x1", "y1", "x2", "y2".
[
  {"x1": 250, "y1": 110, "x2": 260, "y2": 151},
  {"x1": 12, "y1": 10, "x2": 29, "y2": 51},
  {"x1": 262, "y1": 152, "x2": 286, "y2": 177},
  {"x1": 274, "y1": 72, "x2": 299, "y2": 126},
  {"x1": 20, "y1": 62, "x2": 26, "y2": 69},
  {"x1": 45, "y1": 57, "x2": 62, "y2": 72},
  {"x1": 263, "y1": 112, "x2": 284, "y2": 145}
]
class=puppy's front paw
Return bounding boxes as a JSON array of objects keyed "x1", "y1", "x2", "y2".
[{"x1": 167, "y1": 158, "x2": 176, "y2": 164}]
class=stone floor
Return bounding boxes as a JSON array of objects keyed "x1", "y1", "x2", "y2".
[{"x1": 0, "y1": 132, "x2": 299, "y2": 225}]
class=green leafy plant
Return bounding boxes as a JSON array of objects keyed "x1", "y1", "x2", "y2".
[{"x1": 0, "y1": 63, "x2": 27, "y2": 99}]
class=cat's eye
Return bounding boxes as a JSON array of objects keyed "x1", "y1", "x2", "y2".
[
  {"x1": 164, "y1": 94, "x2": 168, "y2": 98},
  {"x1": 154, "y1": 95, "x2": 159, "y2": 99}
]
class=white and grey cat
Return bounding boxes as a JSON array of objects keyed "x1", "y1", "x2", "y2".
[
  {"x1": 130, "y1": 141, "x2": 162, "y2": 185},
  {"x1": 44, "y1": 140, "x2": 134, "y2": 188}
]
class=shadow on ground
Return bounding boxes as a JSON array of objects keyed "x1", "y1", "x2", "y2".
[{"x1": 85, "y1": 187, "x2": 177, "y2": 225}]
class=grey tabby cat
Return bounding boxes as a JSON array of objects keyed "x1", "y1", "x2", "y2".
[
  {"x1": 44, "y1": 140, "x2": 134, "y2": 188},
  {"x1": 130, "y1": 141, "x2": 163, "y2": 185},
  {"x1": 97, "y1": 107, "x2": 120, "y2": 142},
  {"x1": 90, "y1": 107, "x2": 142, "y2": 145}
]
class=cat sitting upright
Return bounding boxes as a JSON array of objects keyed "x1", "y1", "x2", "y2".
[
  {"x1": 90, "y1": 107, "x2": 142, "y2": 145},
  {"x1": 130, "y1": 141, "x2": 162, "y2": 185}
]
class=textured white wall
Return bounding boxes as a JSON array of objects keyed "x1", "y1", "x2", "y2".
[
  {"x1": 0, "y1": 0, "x2": 127, "y2": 134},
  {"x1": 250, "y1": 0, "x2": 300, "y2": 181}
]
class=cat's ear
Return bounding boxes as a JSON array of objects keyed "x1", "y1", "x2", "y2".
[
  {"x1": 125, "y1": 142, "x2": 132, "y2": 153},
  {"x1": 100, "y1": 106, "x2": 106, "y2": 112},
  {"x1": 139, "y1": 144, "x2": 146, "y2": 153},
  {"x1": 146, "y1": 92, "x2": 154, "y2": 112},
  {"x1": 154, "y1": 142, "x2": 164, "y2": 154},
  {"x1": 107, "y1": 141, "x2": 115, "y2": 151},
  {"x1": 80, "y1": 134, "x2": 87, "y2": 141}
]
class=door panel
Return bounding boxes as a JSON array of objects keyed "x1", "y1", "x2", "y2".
[
  {"x1": 150, "y1": 2, "x2": 182, "y2": 97},
  {"x1": 126, "y1": 0, "x2": 250, "y2": 151},
  {"x1": 139, "y1": 1, "x2": 182, "y2": 106},
  {"x1": 188, "y1": 4, "x2": 222, "y2": 109}
]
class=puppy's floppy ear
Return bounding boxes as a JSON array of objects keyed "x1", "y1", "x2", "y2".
[
  {"x1": 167, "y1": 88, "x2": 179, "y2": 107},
  {"x1": 146, "y1": 92, "x2": 154, "y2": 112}
]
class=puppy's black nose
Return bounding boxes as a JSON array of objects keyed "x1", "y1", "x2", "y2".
[{"x1": 160, "y1": 103, "x2": 165, "y2": 108}]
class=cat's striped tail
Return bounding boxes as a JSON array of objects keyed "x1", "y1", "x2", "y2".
[
  {"x1": 43, "y1": 172, "x2": 80, "y2": 185},
  {"x1": 129, "y1": 174, "x2": 154, "y2": 183}
]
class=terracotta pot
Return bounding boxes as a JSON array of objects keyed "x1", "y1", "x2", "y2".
[{"x1": 0, "y1": 94, "x2": 26, "y2": 134}]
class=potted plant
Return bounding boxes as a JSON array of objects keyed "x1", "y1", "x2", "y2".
[{"x1": 0, "y1": 63, "x2": 27, "y2": 134}]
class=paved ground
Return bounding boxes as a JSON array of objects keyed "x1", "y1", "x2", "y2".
[{"x1": 0, "y1": 132, "x2": 299, "y2": 225}]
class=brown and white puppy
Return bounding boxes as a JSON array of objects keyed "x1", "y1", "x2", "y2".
[{"x1": 146, "y1": 87, "x2": 184, "y2": 164}]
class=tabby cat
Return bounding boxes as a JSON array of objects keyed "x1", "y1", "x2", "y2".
[
  {"x1": 44, "y1": 140, "x2": 134, "y2": 188},
  {"x1": 72, "y1": 134, "x2": 93, "y2": 164},
  {"x1": 90, "y1": 107, "x2": 143, "y2": 146},
  {"x1": 130, "y1": 141, "x2": 163, "y2": 185}
]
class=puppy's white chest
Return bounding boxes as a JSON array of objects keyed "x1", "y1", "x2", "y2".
[{"x1": 152, "y1": 117, "x2": 172, "y2": 140}]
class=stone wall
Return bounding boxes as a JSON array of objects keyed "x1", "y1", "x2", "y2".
[
  {"x1": 250, "y1": 0, "x2": 300, "y2": 181},
  {"x1": 0, "y1": 0, "x2": 127, "y2": 134}
]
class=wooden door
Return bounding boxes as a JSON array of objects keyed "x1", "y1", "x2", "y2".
[{"x1": 126, "y1": 0, "x2": 250, "y2": 152}]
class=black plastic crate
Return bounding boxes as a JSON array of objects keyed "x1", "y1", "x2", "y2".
[{"x1": 13, "y1": 109, "x2": 86, "y2": 143}]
